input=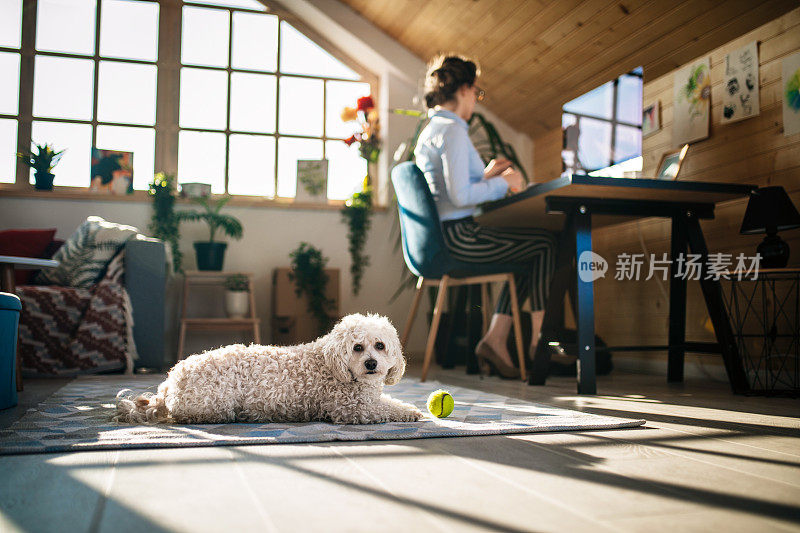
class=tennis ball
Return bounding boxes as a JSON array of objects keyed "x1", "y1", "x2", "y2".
[{"x1": 427, "y1": 389, "x2": 454, "y2": 418}]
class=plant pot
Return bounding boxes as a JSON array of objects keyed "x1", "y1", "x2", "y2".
[
  {"x1": 224, "y1": 290, "x2": 249, "y2": 318},
  {"x1": 34, "y1": 171, "x2": 54, "y2": 191},
  {"x1": 193, "y1": 241, "x2": 227, "y2": 271}
]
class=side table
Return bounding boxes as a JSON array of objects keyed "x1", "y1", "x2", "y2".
[
  {"x1": 0, "y1": 255, "x2": 59, "y2": 391},
  {"x1": 723, "y1": 268, "x2": 799, "y2": 396},
  {"x1": 177, "y1": 271, "x2": 261, "y2": 360}
]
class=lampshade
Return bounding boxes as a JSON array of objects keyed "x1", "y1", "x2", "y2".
[{"x1": 740, "y1": 186, "x2": 800, "y2": 235}]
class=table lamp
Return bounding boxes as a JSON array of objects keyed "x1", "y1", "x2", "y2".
[{"x1": 739, "y1": 186, "x2": 800, "y2": 268}]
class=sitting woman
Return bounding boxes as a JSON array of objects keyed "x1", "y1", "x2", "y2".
[{"x1": 414, "y1": 54, "x2": 557, "y2": 379}]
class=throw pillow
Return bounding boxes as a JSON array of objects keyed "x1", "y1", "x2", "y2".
[
  {"x1": 0, "y1": 228, "x2": 57, "y2": 285},
  {"x1": 34, "y1": 216, "x2": 144, "y2": 288}
]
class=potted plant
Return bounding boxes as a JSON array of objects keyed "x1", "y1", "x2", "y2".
[
  {"x1": 289, "y1": 243, "x2": 334, "y2": 335},
  {"x1": 176, "y1": 196, "x2": 243, "y2": 271},
  {"x1": 224, "y1": 274, "x2": 250, "y2": 318},
  {"x1": 17, "y1": 142, "x2": 65, "y2": 190}
]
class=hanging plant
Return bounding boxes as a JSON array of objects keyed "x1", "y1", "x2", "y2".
[
  {"x1": 340, "y1": 95, "x2": 380, "y2": 295},
  {"x1": 341, "y1": 185, "x2": 372, "y2": 295},
  {"x1": 289, "y1": 242, "x2": 334, "y2": 335},
  {"x1": 148, "y1": 172, "x2": 182, "y2": 273}
]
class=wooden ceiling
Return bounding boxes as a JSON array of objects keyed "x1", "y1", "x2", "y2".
[{"x1": 339, "y1": 0, "x2": 799, "y2": 139}]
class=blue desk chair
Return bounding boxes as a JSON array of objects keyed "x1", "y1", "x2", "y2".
[{"x1": 391, "y1": 162, "x2": 527, "y2": 381}]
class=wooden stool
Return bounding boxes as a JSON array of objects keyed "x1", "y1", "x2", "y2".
[{"x1": 177, "y1": 271, "x2": 261, "y2": 360}]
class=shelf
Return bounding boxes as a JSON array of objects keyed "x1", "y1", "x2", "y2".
[
  {"x1": 183, "y1": 271, "x2": 256, "y2": 278},
  {"x1": 182, "y1": 318, "x2": 260, "y2": 329}
]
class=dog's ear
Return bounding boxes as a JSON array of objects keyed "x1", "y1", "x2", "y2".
[
  {"x1": 384, "y1": 335, "x2": 406, "y2": 385},
  {"x1": 321, "y1": 321, "x2": 352, "y2": 383}
]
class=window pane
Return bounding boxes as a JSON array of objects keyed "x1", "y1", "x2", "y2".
[
  {"x1": 181, "y1": 6, "x2": 229, "y2": 68},
  {"x1": 277, "y1": 137, "x2": 322, "y2": 197},
  {"x1": 0, "y1": 0, "x2": 22, "y2": 49},
  {"x1": 96, "y1": 125, "x2": 155, "y2": 191},
  {"x1": 576, "y1": 117, "x2": 612, "y2": 172},
  {"x1": 178, "y1": 130, "x2": 226, "y2": 194},
  {"x1": 100, "y1": 0, "x2": 159, "y2": 61},
  {"x1": 325, "y1": 140, "x2": 366, "y2": 200},
  {"x1": 98, "y1": 61, "x2": 157, "y2": 125},
  {"x1": 184, "y1": 0, "x2": 266, "y2": 9},
  {"x1": 614, "y1": 124, "x2": 641, "y2": 165},
  {"x1": 563, "y1": 81, "x2": 613, "y2": 120},
  {"x1": 616, "y1": 74, "x2": 643, "y2": 125},
  {"x1": 326, "y1": 80, "x2": 371, "y2": 139},
  {"x1": 0, "y1": 119, "x2": 17, "y2": 183},
  {"x1": 180, "y1": 67, "x2": 228, "y2": 130},
  {"x1": 280, "y1": 21, "x2": 359, "y2": 80},
  {"x1": 230, "y1": 73, "x2": 275, "y2": 133},
  {"x1": 278, "y1": 77, "x2": 323, "y2": 136},
  {"x1": 232, "y1": 12, "x2": 277, "y2": 72},
  {"x1": 31, "y1": 121, "x2": 92, "y2": 187},
  {"x1": 228, "y1": 134, "x2": 275, "y2": 196},
  {"x1": 33, "y1": 56, "x2": 94, "y2": 120},
  {"x1": 36, "y1": 0, "x2": 96, "y2": 55},
  {"x1": 0, "y1": 52, "x2": 20, "y2": 115}
]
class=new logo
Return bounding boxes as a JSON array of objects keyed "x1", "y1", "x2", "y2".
[{"x1": 578, "y1": 251, "x2": 608, "y2": 282}]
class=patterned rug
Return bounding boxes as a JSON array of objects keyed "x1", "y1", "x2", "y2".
[{"x1": 0, "y1": 376, "x2": 645, "y2": 455}]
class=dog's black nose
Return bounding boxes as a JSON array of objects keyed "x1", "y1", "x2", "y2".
[{"x1": 364, "y1": 359, "x2": 378, "y2": 371}]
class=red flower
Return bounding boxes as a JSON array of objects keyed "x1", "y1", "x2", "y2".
[
  {"x1": 356, "y1": 96, "x2": 374, "y2": 111},
  {"x1": 344, "y1": 135, "x2": 357, "y2": 146}
]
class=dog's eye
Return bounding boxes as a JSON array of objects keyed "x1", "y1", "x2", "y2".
[
  {"x1": 375, "y1": 342, "x2": 385, "y2": 350},
  {"x1": 353, "y1": 344, "x2": 364, "y2": 352}
]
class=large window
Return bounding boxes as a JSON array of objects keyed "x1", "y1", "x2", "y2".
[
  {"x1": 562, "y1": 68, "x2": 643, "y2": 177},
  {"x1": 2, "y1": 0, "x2": 375, "y2": 201}
]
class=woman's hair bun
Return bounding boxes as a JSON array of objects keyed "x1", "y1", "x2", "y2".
[{"x1": 423, "y1": 54, "x2": 479, "y2": 109}]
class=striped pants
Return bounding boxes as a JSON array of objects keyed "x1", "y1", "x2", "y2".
[{"x1": 441, "y1": 217, "x2": 558, "y2": 314}]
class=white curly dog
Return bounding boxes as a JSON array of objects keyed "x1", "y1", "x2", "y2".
[{"x1": 115, "y1": 313, "x2": 423, "y2": 424}]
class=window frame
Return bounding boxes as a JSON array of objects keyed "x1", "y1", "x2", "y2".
[
  {"x1": 562, "y1": 69, "x2": 643, "y2": 174},
  {"x1": 2, "y1": 0, "x2": 380, "y2": 208}
]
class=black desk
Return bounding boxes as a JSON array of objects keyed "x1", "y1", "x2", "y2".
[{"x1": 474, "y1": 174, "x2": 756, "y2": 394}]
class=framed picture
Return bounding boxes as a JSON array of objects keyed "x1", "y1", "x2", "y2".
[
  {"x1": 642, "y1": 101, "x2": 661, "y2": 137},
  {"x1": 655, "y1": 145, "x2": 689, "y2": 180},
  {"x1": 90, "y1": 148, "x2": 133, "y2": 194},
  {"x1": 295, "y1": 159, "x2": 328, "y2": 203}
]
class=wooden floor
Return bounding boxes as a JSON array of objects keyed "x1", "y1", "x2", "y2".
[{"x1": 1, "y1": 365, "x2": 799, "y2": 533}]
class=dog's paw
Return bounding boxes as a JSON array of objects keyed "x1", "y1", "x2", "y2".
[{"x1": 395, "y1": 406, "x2": 423, "y2": 422}]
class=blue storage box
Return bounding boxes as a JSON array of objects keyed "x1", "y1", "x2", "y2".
[{"x1": 0, "y1": 292, "x2": 21, "y2": 410}]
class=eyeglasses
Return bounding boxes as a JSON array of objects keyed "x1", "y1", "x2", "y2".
[{"x1": 474, "y1": 85, "x2": 485, "y2": 102}]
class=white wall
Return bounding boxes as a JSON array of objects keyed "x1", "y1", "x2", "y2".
[{"x1": 0, "y1": 0, "x2": 535, "y2": 364}]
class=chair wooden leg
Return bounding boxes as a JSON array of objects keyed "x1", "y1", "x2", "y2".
[
  {"x1": 507, "y1": 274, "x2": 527, "y2": 381},
  {"x1": 401, "y1": 277, "x2": 424, "y2": 348},
  {"x1": 480, "y1": 283, "x2": 490, "y2": 336},
  {"x1": 177, "y1": 322, "x2": 187, "y2": 361},
  {"x1": 421, "y1": 275, "x2": 449, "y2": 382}
]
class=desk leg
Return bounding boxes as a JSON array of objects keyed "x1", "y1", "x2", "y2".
[
  {"x1": 529, "y1": 216, "x2": 573, "y2": 386},
  {"x1": 683, "y1": 215, "x2": 749, "y2": 394},
  {"x1": 668, "y1": 216, "x2": 688, "y2": 383},
  {"x1": 574, "y1": 209, "x2": 596, "y2": 395}
]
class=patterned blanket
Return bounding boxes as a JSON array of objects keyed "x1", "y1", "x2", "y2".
[{"x1": 17, "y1": 252, "x2": 136, "y2": 377}]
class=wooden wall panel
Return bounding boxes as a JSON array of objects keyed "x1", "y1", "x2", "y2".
[{"x1": 591, "y1": 7, "x2": 800, "y2": 367}]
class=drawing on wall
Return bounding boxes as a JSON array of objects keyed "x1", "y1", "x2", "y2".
[
  {"x1": 673, "y1": 58, "x2": 710, "y2": 146},
  {"x1": 722, "y1": 41, "x2": 760, "y2": 124},
  {"x1": 782, "y1": 51, "x2": 800, "y2": 137},
  {"x1": 642, "y1": 101, "x2": 661, "y2": 137}
]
